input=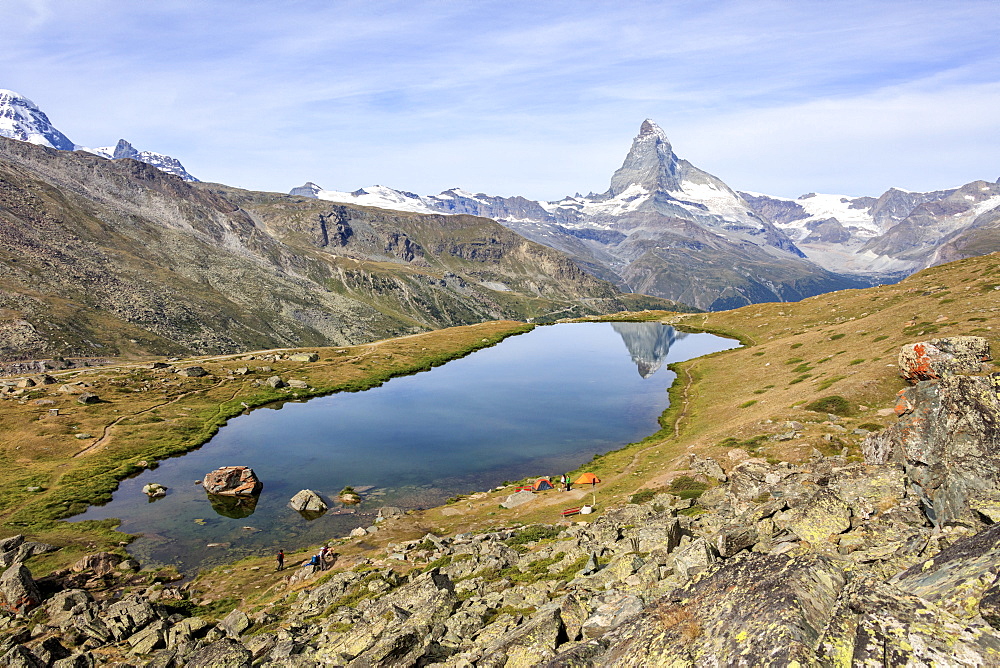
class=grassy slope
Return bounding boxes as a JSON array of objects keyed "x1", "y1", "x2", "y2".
[{"x1": 2, "y1": 253, "x2": 999, "y2": 606}]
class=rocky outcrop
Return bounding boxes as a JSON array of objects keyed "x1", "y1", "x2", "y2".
[
  {"x1": 201, "y1": 466, "x2": 262, "y2": 496},
  {"x1": 864, "y1": 338, "x2": 1000, "y2": 528},
  {"x1": 898, "y1": 336, "x2": 991, "y2": 381}
]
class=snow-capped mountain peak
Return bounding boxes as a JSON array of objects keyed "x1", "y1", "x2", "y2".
[
  {"x1": 0, "y1": 87, "x2": 198, "y2": 181},
  {"x1": 0, "y1": 89, "x2": 75, "y2": 151},
  {"x1": 81, "y1": 139, "x2": 198, "y2": 182}
]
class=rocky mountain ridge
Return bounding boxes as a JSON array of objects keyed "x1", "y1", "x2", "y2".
[
  {"x1": 1, "y1": 336, "x2": 999, "y2": 665},
  {"x1": 0, "y1": 89, "x2": 197, "y2": 182},
  {"x1": 0, "y1": 135, "x2": 673, "y2": 361},
  {"x1": 296, "y1": 121, "x2": 1000, "y2": 311}
]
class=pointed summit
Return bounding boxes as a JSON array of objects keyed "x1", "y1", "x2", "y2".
[
  {"x1": 639, "y1": 118, "x2": 667, "y2": 140},
  {"x1": 0, "y1": 89, "x2": 75, "y2": 150},
  {"x1": 608, "y1": 119, "x2": 682, "y2": 197},
  {"x1": 112, "y1": 139, "x2": 139, "y2": 160}
]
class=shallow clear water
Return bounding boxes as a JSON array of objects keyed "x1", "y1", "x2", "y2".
[{"x1": 72, "y1": 322, "x2": 737, "y2": 572}]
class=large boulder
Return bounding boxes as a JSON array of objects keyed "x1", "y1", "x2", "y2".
[
  {"x1": 892, "y1": 522, "x2": 1000, "y2": 622},
  {"x1": 898, "y1": 336, "x2": 991, "y2": 383},
  {"x1": 583, "y1": 553, "x2": 846, "y2": 666},
  {"x1": 862, "y1": 375, "x2": 1000, "y2": 527},
  {"x1": 0, "y1": 564, "x2": 42, "y2": 616},
  {"x1": 183, "y1": 638, "x2": 252, "y2": 667},
  {"x1": 202, "y1": 466, "x2": 262, "y2": 496},
  {"x1": 500, "y1": 490, "x2": 535, "y2": 509},
  {"x1": 288, "y1": 489, "x2": 327, "y2": 514},
  {"x1": 818, "y1": 576, "x2": 1000, "y2": 664}
]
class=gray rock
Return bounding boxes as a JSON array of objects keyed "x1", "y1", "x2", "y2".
[
  {"x1": 982, "y1": 573, "x2": 1000, "y2": 631},
  {"x1": 777, "y1": 489, "x2": 852, "y2": 545},
  {"x1": 500, "y1": 489, "x2": 535, "y2": 509},
  {"x1": 581, "y1": 552, "x2": 600, "y2": 576},
  {"x1": 0, "y1": 645, "x2": 44, "y2": 668},
  {"x1": 581, "y1": 593, "x2": 644, "y2": 638},
  {"x1": 76, "y1": 393, "x2": 100, "y2": 405},
  {"x1": 376, "y1": 506, "x2": 404, "y2": 521},
  {"x1": 220, "y1": 608, "x2": 252, "y2": 637},
  {"x1": 671, "y1": 538, "x2": 717, "y2": 581},
  {"x1": 127, "y1": 619, "x2": 169, "y2": 654},
  {"x1": 287, "y1": 379, "x2": 309, "y2": 389},
  {"x1": 599, "y1": 553, "x2": 846, "y2": 666},
  {"x1": 868, "y1": 375, "x2": 1000, "y2": 527},
  {"x1": 288, "y1": 489, "x2": 328, "y2": 514},
  {"x1": 898, "y1": 336, "x2": 991, "y2": 382},
  {"x1": 51, "y1": 652, "x2": 94, "y2": 668},
  {"x1": 477, "y1": 603, "x2": 564, "y2": 668},
  {"x1": 266, "y1": 375, "x2": 286, "y2": 389},
  {"x1": 183, "y1": 638, "x2": 252, "y2": 668},
  {"x1": 71, "y1": 552, "x2": 124, "y2": 575},
  {"x1": 0, "y1": 564, "x2": 41, "y2": 615},
  {"x1": 99, "y1": 596, "x2": 157, "y2": 641},
  {"x1": 178, "y1": 366, "x2": 209, "y2": 377},
  {"x1": 44, "y1": 589, "x2": 93, "y2": 627},
  {"x1": 818, "y1": 575, "x2": 1000, "y2": 664},
  {"x1": 289, "y1": 353, "x2": 319, "y2": 362}
]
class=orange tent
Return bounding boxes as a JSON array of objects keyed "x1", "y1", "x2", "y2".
[
  {"x1": 575, "y1": 472, "x2": 601, "y2": 486},
  {"x1": 532, "y1": 478, "x2": 555, "y2": 491}
]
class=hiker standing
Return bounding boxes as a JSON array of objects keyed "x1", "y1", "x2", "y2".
[
  {"x1": 276, "y1": 549, "x2": 284, "y2": 571},
  {"x1": 319, "y1": 545, "x2": 328, "y2": 570},
  {"x1": 563, "y1": 474, "x2": 571, "y2": 492}
]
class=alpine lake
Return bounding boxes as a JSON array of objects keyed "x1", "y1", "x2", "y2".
[{"x1": 72, "y1": 322, "x2": 738, "y2": 572}]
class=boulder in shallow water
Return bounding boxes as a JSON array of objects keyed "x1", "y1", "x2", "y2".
[
  {"x1": 202, "y1": 466, "x2": 262, "y2": 496},
  {"x1": 289, "y1": 489, "x2": 328, "y2": 514}
]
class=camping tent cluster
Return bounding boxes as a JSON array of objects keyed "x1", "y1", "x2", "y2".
[{"x1": 525, "y1": 474, "x2": 601, "y2": 492}]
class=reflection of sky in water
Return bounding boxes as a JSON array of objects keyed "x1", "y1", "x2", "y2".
[{"x1": 73, "y1": 323, "x2": 737, "y2": 572}]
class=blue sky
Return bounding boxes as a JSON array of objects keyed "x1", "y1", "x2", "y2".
[{"x1": 4, "y1": 0, "x2": 999, "y2": 200}]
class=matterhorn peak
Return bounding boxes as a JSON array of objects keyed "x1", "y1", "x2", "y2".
[
  {"x1": 638, "y1": 118, "x2": 669, "y2": 142},
  {"x1": 608, "y1": 119, "x2": 681, "y2": 197}
]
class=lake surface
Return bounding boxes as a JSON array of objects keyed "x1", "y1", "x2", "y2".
[{"x1": 73, "y1": 322, "x2": 737, "y2": 572}]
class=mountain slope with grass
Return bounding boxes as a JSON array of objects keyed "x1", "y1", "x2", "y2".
[{"x1": 0, "y1": 136, "x2": 681, "y2": 362}]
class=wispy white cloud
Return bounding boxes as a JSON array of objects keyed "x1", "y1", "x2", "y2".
[{"x1": 2, "y1": 0, "x2": 998, "y2": 199}]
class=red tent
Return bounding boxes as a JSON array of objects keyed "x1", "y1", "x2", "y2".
[
  {"x1": 574, "y1": 472, "x2": 601, "y2": 486},
  {"x1": 533, "y1": 478, "x2": 555, "y2": 491}
]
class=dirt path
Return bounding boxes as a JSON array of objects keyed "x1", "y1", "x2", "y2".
[{"x1": 72, "y1": 379, "x2": 229, "y2": 458}]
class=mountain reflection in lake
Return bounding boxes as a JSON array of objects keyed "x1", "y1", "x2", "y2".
[
  {"x1": 72, "y1": 322, "x2": 737, "y2": 572},
  {"x1": 611, "y1": 322, "x2": 681, "y2": 378}
]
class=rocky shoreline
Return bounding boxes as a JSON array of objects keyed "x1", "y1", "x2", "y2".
[{"x1": 2, "y1": 336, "x2": 1000, "y2": 665}]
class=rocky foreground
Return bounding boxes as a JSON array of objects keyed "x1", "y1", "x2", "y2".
[{"x1": 2, "y1": 337, "x2": 1000, "y2": 666}]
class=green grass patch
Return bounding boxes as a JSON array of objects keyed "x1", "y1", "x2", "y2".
[
  {"x1": 668, "y1": 476, "x2": 708, "y2": 500},
  {"x1": 628, "y1": 487, "x2": 663, "y2": 504},
  {"x1": 505, "y1": 525, "x2": 563, "y2": 547},
  {"x1": 739, "y1": 400, "x2": 758, "y2": 408},
  {"x1": 817, "y1": 375, "x2": 846, "y2": 391},
  {"x1": 804, "y1": 395, "x2": 855, "y2": 417}
]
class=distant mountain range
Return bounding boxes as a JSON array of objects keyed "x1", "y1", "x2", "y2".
[
  {"x1": 292, "y1": 120, "x2": 1000, "y2": 310},
  {"x1": 0, "y1": 89, "x2": 198, "y2": 182},
  {"x1": 0, "y1": 134, "x2": 678, "y2": 360},
  {"x1": 3, "y1": 87, "x2": 999, "y2": 313}
]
